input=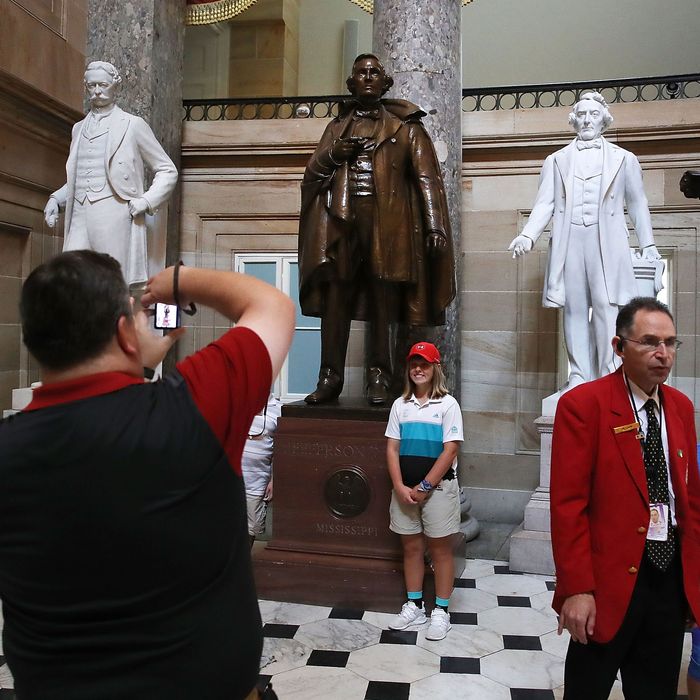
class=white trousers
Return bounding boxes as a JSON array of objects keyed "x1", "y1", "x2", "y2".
[
  {"x1": 66, "y1": 195, "x2": 132, "y2": 278},
  {"x1": 563, "y1": 223, "x2": 624, "y2": 384}
]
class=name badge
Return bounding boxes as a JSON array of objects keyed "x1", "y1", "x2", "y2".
[
  {"x1": 614, "y1": 422, "x2": 640, "y2": 435},
  {"x1": 647, "y1": 503, "x2": 669, "y2": 542}
]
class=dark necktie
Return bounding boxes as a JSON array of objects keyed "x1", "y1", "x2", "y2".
[{"x1": 642, "y1": 399, "x2": 675, "y2": 570}]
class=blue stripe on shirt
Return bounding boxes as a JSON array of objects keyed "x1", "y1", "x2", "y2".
[{"x1": 399, "y1": 421, "x2": 443, "y2": 458}]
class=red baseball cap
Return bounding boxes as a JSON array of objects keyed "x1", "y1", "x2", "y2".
[{"x1": 407, "y1": 341, "x2": 441, "y2": 364}]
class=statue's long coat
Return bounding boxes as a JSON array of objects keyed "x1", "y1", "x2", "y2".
[{"x1": 298, "y1": 99, "x2": 455, "y2": 325}]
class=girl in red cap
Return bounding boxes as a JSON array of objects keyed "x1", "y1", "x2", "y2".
[{"x1": 385, "y1": 342, "x2": 464, "y2": 641}]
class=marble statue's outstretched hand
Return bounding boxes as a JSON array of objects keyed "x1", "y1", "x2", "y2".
[
  {"x1": 641, "y1": 245, "x2": 662, "y2": 262},
  {"x1": 508, "y1": 234, "x2": 533, "y2": 258},
  {"x1": 128, "y1": 197, "x2": 149, "y2": 218},
  {"x1": 44, "y1": 197, "x2": 60, "y2": 228}
]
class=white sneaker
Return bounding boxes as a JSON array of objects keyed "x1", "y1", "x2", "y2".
[
  {"x1": 388, "y1": 601, "x2": 427, "y2": 630},
  {"x1": 425, "y1": 608, "x2": 451, "y2": 640}
]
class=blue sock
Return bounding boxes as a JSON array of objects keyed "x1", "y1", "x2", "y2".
[
  {"x1": 435, "y1": 596, "x2": 449, "y2": 612},
  {"x1": 407, "y1": 591, "x2": 423, "y2": 608}
]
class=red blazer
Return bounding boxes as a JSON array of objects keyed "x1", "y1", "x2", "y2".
[{"x1": 551, "y1": 368, "x2": 700, "y2": 643}]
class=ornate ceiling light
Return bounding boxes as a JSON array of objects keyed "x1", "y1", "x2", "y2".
[
  {"x1": 186, "y1": 0, "x2": 259, "y2": 26},
  {"x1": 348, "y1": 0, "x2": 473, "y2": 11}
]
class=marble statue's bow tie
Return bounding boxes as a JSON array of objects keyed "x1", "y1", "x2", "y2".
[{"x1": 576, "y1": 138, "x2": 602, "y2": 150}]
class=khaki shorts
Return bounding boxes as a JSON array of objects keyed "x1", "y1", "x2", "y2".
[
  {"x1": 246, "y1": 494, "x2": 267, "y2": 537},
  {"x1": 389, "y1": 477, "x2": 460, "y2": 538}
]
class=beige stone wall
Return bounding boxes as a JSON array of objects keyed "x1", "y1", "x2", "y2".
[
  {"x1": 0, "y1": 0, "x2": 87, "y2": 411},
  {"x1": 228, "y1": 0, "x2": 299, "y2": 98},
  {"x1": 181, "y1": 98, "x2": 700, "y2": 522}
]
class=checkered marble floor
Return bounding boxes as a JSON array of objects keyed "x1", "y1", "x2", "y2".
[{"x1": 0, "y1": 558, "x2": 692, "y2": 699}]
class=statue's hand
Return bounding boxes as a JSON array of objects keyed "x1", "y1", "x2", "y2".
[
  {"x1": 641, "y1": 245, "x2": 662, "y2": 262},
  {"x1": 426, "y1": 230, "x2": 447, "y2": 256},
  {"x1": 44, "y1": 197, "x2": 60, "y2": 228},
  {"x1": 508, "y1": 234, "x2": 533, "y2": 258},
  {"x1": 329, "y1": 137, "x2": 368, "y2": 165},
  {"x1": 128, "y1": 197, "x2": 149, "y2": 217}
]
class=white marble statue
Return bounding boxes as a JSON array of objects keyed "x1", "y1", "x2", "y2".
[
  {"x1": 508, "y1": 91, "x2": 661, "y2": 388},
  {"x1": 44, "y1": 61, "x2": 178, "y2": 286}
]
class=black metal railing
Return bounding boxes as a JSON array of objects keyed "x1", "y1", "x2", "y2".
[
  {"x1": 460, "y1": 73, "x2": 700, "y2": 112},
  {"x1": 183, "y1": 74, "x2": 700, "y2": 121}
]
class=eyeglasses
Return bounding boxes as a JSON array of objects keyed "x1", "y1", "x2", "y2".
[{"x1": 619, "y1": 336, "x2": 682, "y2": 352}]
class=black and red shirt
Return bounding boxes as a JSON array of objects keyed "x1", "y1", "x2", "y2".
[{"x1": 0, "y1": 327, "x2": 270, "y2": 699}]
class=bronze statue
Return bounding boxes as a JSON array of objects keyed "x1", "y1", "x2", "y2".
[
  {"x1": 298, "y1": 53, "x2": 455, "y2": 405},
  {"x1": 680, "y1": 170, "x2": 700, "y2": 199}
]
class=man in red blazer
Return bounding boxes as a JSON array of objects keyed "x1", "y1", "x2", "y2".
[{"x1": 551, "y1": 297, "x2": 700, "y2": 699}]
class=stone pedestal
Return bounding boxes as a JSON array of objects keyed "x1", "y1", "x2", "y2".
[
  {"x1": 509, "y1": 414, "x2": 555, "y2": 575},
  {"x1": 253, "y1": 401, "x2": 466, "y2": 612}
]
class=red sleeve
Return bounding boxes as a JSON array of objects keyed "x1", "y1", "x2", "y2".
[
  {"x1": 551, "y1": 387, "x2": 597, "y2": 599},
  {"x1": 176, "y1": 327, "x2": 272, "y2": 475}
]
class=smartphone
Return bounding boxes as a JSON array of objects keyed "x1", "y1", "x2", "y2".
[{"x1": 154, "y1": 303, "x2": 180, "y2": 330}]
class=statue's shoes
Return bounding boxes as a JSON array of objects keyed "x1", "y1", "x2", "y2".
[
  {"x1": 366, "y1": 372, "x2": 391, "y2": 405},
  {"x1": 304, "y1": 370, "x2": 343, "y2": 404}
]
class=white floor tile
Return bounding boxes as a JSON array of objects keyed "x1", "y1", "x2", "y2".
[
  {"x1": 449, "y1": 587, "x2": 499, "y2": 613},
  {"x1": 295, "y1": 618, "x2": 382, "y2": 652},
  {"x1": 411, "y1": 671, "x2": 511, "y2": 699},
  {"x1": 270, "y1": 666, "x2": 368, "y2": 700},
  {"x1": 477, "y1": 573, "x2": 549, "y2": 596},
  {"x1": 415, "y1": 624, "x2": 503, "y2": 657},
  {"x1": 478, "y1": 606, "x2": 559, "y2": 636},
  {"x1": 260, "y1": 637, "x2": 312, "y2": 675},
  {"x1": 481, "y1": 649, "x2": 564, "y2": 689},
  {"x1": 347, "y1": 644, "x2": 440, "y2": 683},
  {"x1": 258, "y1": 600, "x2": 332, "y2": 625}
]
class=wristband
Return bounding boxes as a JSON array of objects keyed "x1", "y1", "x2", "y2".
[
  {"x1": 173, "y1": 261, "x2": 197, "y2": 316},
  {"x1": 418, "y1": 479, "x2": 433, "y2": 493}
]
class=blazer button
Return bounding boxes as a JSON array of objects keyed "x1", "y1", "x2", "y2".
[
  {"x1": 637, "y1": 526, "x2": 646, "y2": 534},
  {"x1": 390, "y1": 137, "x2": 396, "y2": 143},
  {"x1": 124, "y1": 174, "x2": 129, "y2": 179},
  {"x1": 628, "y1": 566, "x2": 638, "y2": 574}
]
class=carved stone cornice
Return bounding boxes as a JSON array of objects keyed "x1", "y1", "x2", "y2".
[{"x1": 0, "y1": 69, "x2": 83, "y2": 144}]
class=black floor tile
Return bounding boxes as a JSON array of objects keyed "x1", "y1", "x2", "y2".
[
  {"x1": 365, "y1": 680, "x2": 410, "y2": 700},
  {"x1": 494, "y1": 565, "x2": 511, "y2": 574},
  {"x1": 262, "y1": 623, "x2": 298, "y2": 639},
  {"x1": 450, "y1": 612, "x2": 478, "y2": 625},
  {"x1": 454, "y1": 578, "x2": 477, "y2": 588},
  {"x1": 546, "y1": 580, "x2": 556, "y2": 591},
  {"x1": 497, "y1": 595, "x2": 532, "y2": 607},
  {"x1": 503, "y1": 634, "x2": 542, "y2": 651},
  {"x1": 510, "y1": 689, "x2": 554, "y2": 700},
  {"x1": 440, "y1": 656, "x2": 480, "y2": 674},
  {"x1": 329, "y1": 607, "x2": 364, "y2": 620},
  {"x1": 306, "y1": 649, "x2": 350, "y2": 668},
  {"x1": 379, "y1": 629, "x2": 418, "y2": 645}
]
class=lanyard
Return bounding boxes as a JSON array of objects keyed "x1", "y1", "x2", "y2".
[{"x1": 624, "y1": 374, "x2": 664, "y2": 451}]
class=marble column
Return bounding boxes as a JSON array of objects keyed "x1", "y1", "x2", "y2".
[
  {"x1": 372, "y1": 0, "x2": 462, "y2": 399},
  {"x1": 87, "y1": 0, "x2": 186, "y2": 269}
]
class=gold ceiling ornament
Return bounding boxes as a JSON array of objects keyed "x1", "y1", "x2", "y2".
[
  {"x1": 185, "y1": 0, "x2": 259, "y2": 26},
  {"x1": 348, "y1": 0, "x2": 473, "y2": 11}
]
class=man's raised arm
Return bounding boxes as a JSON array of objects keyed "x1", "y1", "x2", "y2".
[{"x1": 141, "y1": 266, "x2": 295, "y2": 380}]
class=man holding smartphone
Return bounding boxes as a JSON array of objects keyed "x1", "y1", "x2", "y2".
[{"x1": 0, "y1": 251, "x2": 294, "y2": 699}]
